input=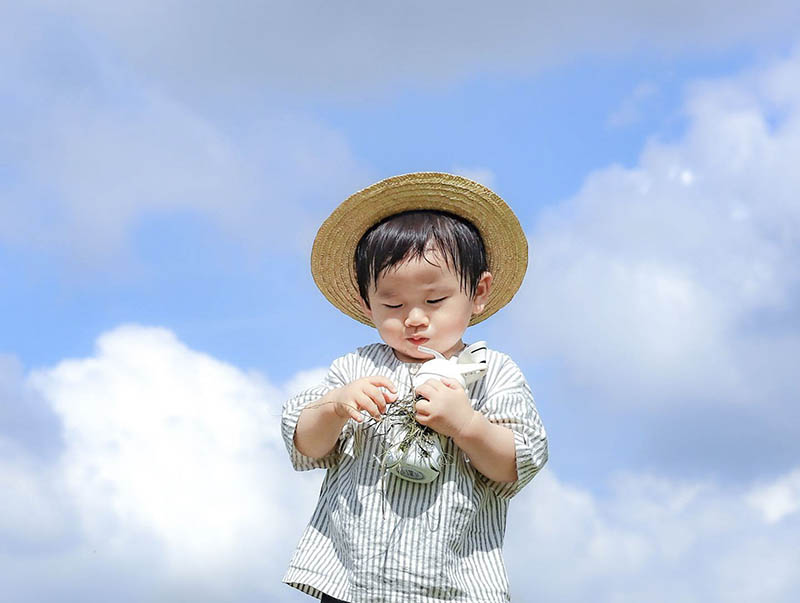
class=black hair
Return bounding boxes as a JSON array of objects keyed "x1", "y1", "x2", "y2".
[{"x1": 354, "y1": 210, "x2": 488, "y2": 307}]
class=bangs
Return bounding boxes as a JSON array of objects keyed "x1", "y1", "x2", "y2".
[{"x1": 355, "y1": 211, "x2": 488, "y2": 306}]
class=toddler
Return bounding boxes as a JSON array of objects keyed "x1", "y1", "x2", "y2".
[{"x1": 282, "y1": 172, "x2": 548, "y2": 602}]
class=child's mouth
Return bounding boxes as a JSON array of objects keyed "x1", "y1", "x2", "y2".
[{"x1": 408, "y1": 337, "x2": 429, "y2": 346}]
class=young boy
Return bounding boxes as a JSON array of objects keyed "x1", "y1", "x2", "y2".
[{"x1": 282, "y1": 172, "x2": 548, "y2": 602}]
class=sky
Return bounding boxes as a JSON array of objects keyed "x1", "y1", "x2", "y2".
[{"x1": 2, "y1": 2, "x2": 800, "y2": 601}]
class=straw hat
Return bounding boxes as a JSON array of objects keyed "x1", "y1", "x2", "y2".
[{"x1": 311, "y1": 172, "x2": 528, "y2": 326}]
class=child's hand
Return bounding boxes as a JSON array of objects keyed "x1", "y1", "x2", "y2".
[
  {"x1": 413, "y1": 378, "x2": 476, "y2": 439},
  {"x1": 331, "y1": 376, "x2": 398, "y2": 423}
]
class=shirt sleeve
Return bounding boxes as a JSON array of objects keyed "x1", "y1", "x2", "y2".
[
  {"x1": 475, "y1": 355, "x2": 548, "y2": 499},
  {"x1": 281, "y1": 353, "x2": 352, "y2": 471}
]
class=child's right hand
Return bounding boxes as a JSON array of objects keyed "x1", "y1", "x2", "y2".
[{"x1": 332, "y1": 376, "x2": 397, "y2": 422}]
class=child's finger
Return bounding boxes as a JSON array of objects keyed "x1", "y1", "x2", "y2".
[
  {"x1": 414, "y1": 412, "x2": 430, "y2": 426},
  {"x1": 342, "y1": 402, "x2": 363, "y2": 423},
  {"x1": 414, "y1": 399, "x2": 431, "y2": 415},
  {"x1": 415, "y1": 380, "x2": 442, "y2": 398},
  {"x1": 423, "y1": 378, "x2": 444, "y2": 390},
  {"x1": 439, "y1": 377, "x2": 462, "y2": 390},
  {"x1": 363, "y1": 384, "x2": 388, "y2": 413},
  {"x1": 356, "y1": 393, "x2": 382, "y2": 421},
  {"x1": 367, "y1": 376, "x2": 397, "y2": 394},
  {"x1": 414, "y1": 383, "x2": 433, "y2": 400}
]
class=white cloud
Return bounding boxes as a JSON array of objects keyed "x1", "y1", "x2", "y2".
[
  {"x1": 50, "y1": 1, "x2": 800, "y2": 96},
  {"x1": 2, "y1": 326, "x2": 799, "y2": 601},
  {"x1": 0, "y1": 8, "x2": 371, "y2": 262},
  {"x1": 607, "y1": 81, "x2": 660, "y2": 127},
  {"x1": 747, "y1": 468, "x2": 800, "y2": 523},
  {"x1": 4, "y1": 3, "x2": 798, "y2": 261},
  {"x1": 0, "y1": 454, "x2": 74, "y2": 553},
  {"x1": 0, "y1": 355, "x2": 63, "y2": 461},
  {"x1": 507, "y1": 468, "x2": 800, "y2": 602},
  {"x1": 2, "y1": 325, "x2": 322, "y2": 601},
  {"x1": 510, "y1": 48, "x2": 800, "y2": 409},
  {"x1": 282, "y1": 367, "x2": 329, "y2": 399},
  {"x1": 0, "y1": 84, "x2": 370, "y2": 262}
]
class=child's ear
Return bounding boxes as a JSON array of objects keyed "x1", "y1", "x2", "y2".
[
  {"x1": 471, "y1": 271, "x2": 493, "y2": 316},
  {"x1": 358, "y1": 296, "x2": 373, "y2": 320}
]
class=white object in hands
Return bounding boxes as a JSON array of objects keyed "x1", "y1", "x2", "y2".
[
  {"x1": 412, "y1": 341, "x2": 488, "y2": 389},
  {"x1": 384, "y1": 341, "x2": 488, "y2": 484}
]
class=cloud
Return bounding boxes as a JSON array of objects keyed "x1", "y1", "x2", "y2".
[
  {"x1": 507, "y1": 468, "x2": 800, "y2": 602},
  {"x1": 511, "y1": 48, "x2": 800, "y2": 411},
  {"x1": 2, "y1": 326, "x2": 321, "y2": 601},
  {"x1": 747, "y1": 468, "x2": 800, "y2": 524},
  {"x1": 0, "y1": 88, "x2": 370, "y2": 262},
  {"x1": 2, "y1": 325, "x2": 799, "y2": 601},
  {"x1": 0, "y1": 7, "x2": 371, "y2": 262},
  {"x1": 4, "y1": 2, "x2": 798, "y2": 261},
  {"x1": 53, "y1": 1, "x2": 800, "y2": 96},
  {"x1": 0, "y1": 355, "x2": 63, "y2": 461},
  {"x1": 607, "y1": 81, "x2": 660, "y2": 127}
]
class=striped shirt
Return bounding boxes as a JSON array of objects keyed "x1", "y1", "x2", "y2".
[{"x1": 281, "y1": 343, "x2": 548, "y2": 602}]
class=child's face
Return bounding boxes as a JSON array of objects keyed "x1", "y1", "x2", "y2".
[{"x1": 359, "y1": 251, "x2": 492, "y2": 362}]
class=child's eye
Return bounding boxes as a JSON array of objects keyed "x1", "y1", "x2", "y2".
[
  {"x1": 383, "y1": 303, "x2": 402, "y2": 309},
  {"x1": 427, "y1": 297, "x2": 447, "y2": 304}
]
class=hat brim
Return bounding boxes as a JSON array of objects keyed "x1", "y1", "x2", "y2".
[{"x1": 311, "y1": 172, "x2": 528, "y2": 326}]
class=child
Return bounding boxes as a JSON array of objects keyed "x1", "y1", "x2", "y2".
[{"x1": 281, "y1": 172, "x2": 548, "y2": 602}]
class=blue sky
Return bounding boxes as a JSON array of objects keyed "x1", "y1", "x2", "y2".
[{"x1": 2, "y1": 2, "x2": 800, "y2": 602}]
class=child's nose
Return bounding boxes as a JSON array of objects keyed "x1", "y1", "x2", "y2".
[{"x1": 404, "y1": 307, "x2": 429, "y2": 327}]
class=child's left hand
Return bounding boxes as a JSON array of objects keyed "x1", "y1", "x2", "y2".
[{"x1": 414, "y1": 378, "x2": 476, "y2": 439}]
